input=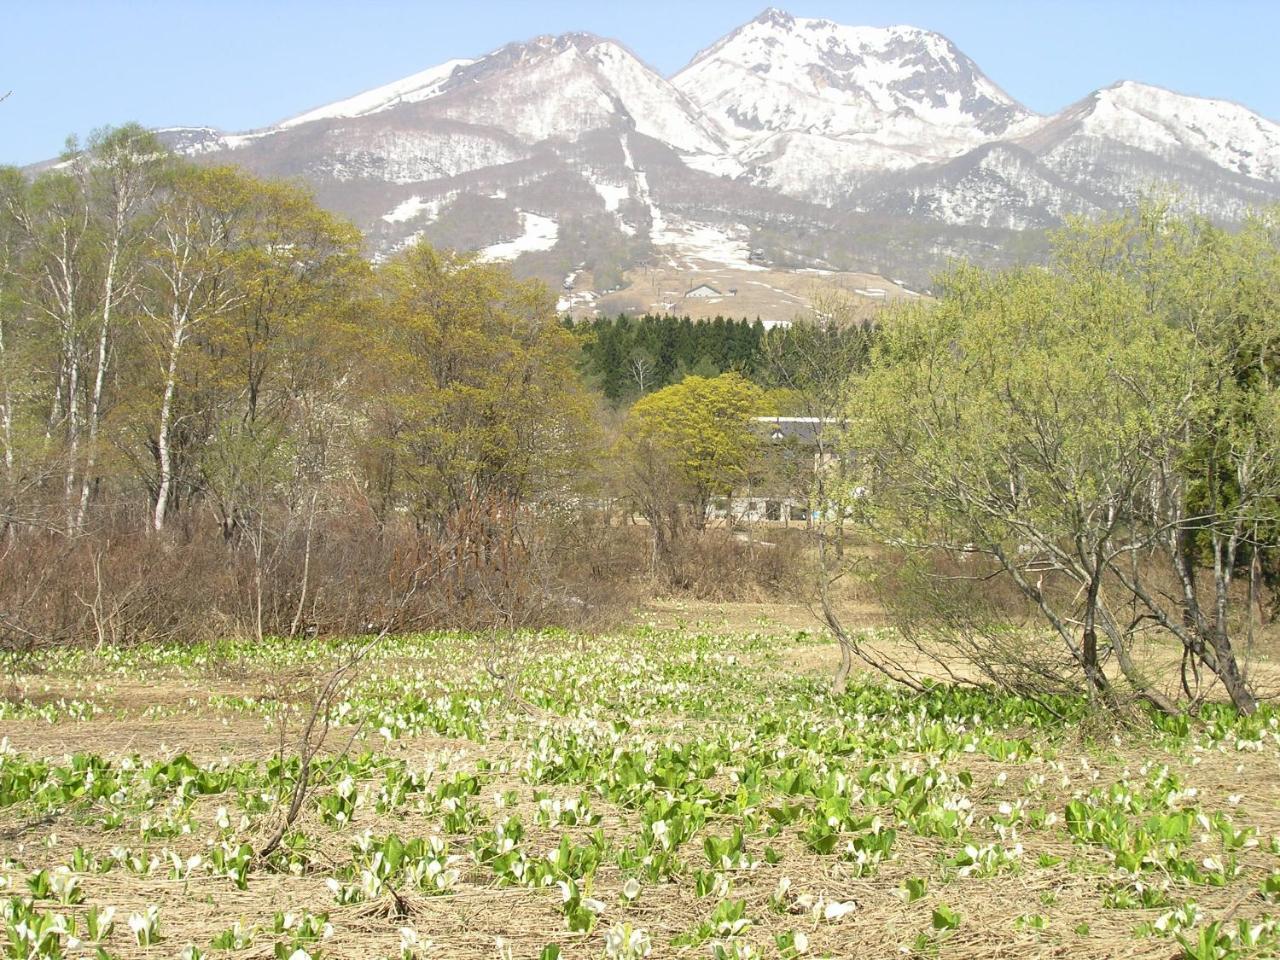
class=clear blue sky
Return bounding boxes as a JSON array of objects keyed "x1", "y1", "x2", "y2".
[{"x1": 4, "y1": 1, "x2": 1278, "y2": 165}]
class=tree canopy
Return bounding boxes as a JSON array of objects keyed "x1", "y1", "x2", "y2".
[
  {"x1": 574, "y1": 313, "x2": 768, "y2": 401},
  {"x1": 623, "y1": 372, "x2": 771, "y2": 519},
  {"x1": 848, "y1": 204, "x2": 1280, "y2": 714}
]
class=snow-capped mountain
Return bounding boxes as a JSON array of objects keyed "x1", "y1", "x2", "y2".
[
  {"x1": 672, "y1": 8, "x2": 1039, "y2": 199},
  {"x1": 1045, "y1": 81, "x2": 1280, "y2": 183},
  {"x1": 379, "y1": 33, "x2": 727, "y2": 155},
  {"x1": 1019, "y1": 81, "x2": 1280, "y2": 218},
  {"x1": 145, "y1": 8, "x2": 1280, "y2": 289},
  {"x1": 856, "y1": 79, "x2": 1280, "y2": 230}
]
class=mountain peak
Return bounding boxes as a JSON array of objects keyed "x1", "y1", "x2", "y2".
[
  {"x1": 516, "y1": 31, "x2": 608, "y2": 55},
  {"x1": 753, "y1": 7, "x2": 795, "y2": 28},
  {"x1": 673, "y1": 9, "x2": 1036, "y2": 197},
  {"x1": 1061, "y1": 80, "x2": 1280, "y2": 182}
]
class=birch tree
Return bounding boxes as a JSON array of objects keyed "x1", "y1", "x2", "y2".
[
  {"x1": 196, "y1": 177, "x2": 365, "y2": 540},
  {"x1": 74, "y1": 126, "x2": 165, "y2": 528},
  {"x1": 0, "y1": 169, "x2": 23, "y2": 493},
  {"x1": 5, "y1": 165, "x2": 94, "y2": 531},
  {"x1": 142, "y1": 166, "x2": 243, "y2": 532}
]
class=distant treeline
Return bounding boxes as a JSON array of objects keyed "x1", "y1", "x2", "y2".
[{"x1": 572, "y1": 314, "x2": 769, "y2": 400}]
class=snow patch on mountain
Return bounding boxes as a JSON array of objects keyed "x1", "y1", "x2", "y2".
[
  {"x1": 619, "y1": 134, "x2": 662, "y2": 233},
  {"x1": 586, "y1": 173, "x2": 630, "y2": 212},
  {"x1": 680, "y1": 153, "x2": 746, "y2": 178},
  {"x1": 650, "y1": 217, "x2": 766, "y2": 271},
  {"x1": 280, "y1": 59, "x2": 475, "y2": 128},
  {"x1": 382, "y1": 195, "x2": 450, "y2": 224},
  {"x1": 219, "y1": 132, "x2": 273, "y2": 151},
  {"x1": 479, "y1": 212, "x2": 559, "y2": 261},
  {"x1": 585, "y1": 171, "x2": 636, "y2": 233}
]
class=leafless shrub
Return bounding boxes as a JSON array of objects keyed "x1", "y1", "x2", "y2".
[
  {"x1": 670, "y1": 527, "x2": 811, "y2": 601},
  {"x1": 0, "y1": 495, "x2": 638, "y2": 661},
  {"x1": 863, "y1": 544, "x2": 1278, "y2": 713}
]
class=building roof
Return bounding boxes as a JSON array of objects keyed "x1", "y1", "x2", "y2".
[
  {"x1": 753, "y1": 416, "x2": 844, "y2": 445},
  {"x1": 685, "y1": 283, "x2": 722, "y2": 296}
]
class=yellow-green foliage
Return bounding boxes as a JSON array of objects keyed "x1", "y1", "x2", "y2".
[
  {"x1": 847, "y1": 203, "x2": 1280, "y2": 714},
  {"x1": 624, "y1": 372, "x2": 772, "y2": 504},
  {"x1": 362, "y1": 243, "x2": 597, "y2": 524}
]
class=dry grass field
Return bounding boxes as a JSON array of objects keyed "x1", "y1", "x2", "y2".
[
  {"x1": 3, "y1": 609, "x2": 1280, "y2": 959},
  {"x1": 563, "y1": 261, "x2": 921, "y2": 324}
]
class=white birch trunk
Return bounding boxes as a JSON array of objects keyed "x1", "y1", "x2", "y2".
[
  {"x1": 0, "y1": 281, "x2": 13, "y2": 485},
  {"x1": 76, "y1": 241, "x2": 119, "y2": 530},
  {"x1": 62, "y1": 316, "x2": 80, "y2": 534},
  {"x1": 152, "y1": 303, "x2": 184, "y2": 533}
]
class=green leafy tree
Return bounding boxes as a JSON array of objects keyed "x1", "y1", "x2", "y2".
[
  {"x1": 620, "y1": 373, "x2": 770, "y2": 583},
  {"x1": 359, "y1": 243, "x2": 595, "y2": 531},
  {"x1": 848, "y1": 206, "x2": 1279, "y2": 714}
]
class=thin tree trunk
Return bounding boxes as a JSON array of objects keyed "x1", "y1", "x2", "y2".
[
  {"x1": 76, "y1": 241, "x2": 120, "y2": 531},
  {"x1": 253, "y1": 512, "x2": 266, "y2": 643},
  {"x1": 1080, "y1": 564, "x2": 1106, "y2": 696},
  {"x1": 0, "y1": 314, "x2": 13, "y2": 484},
  {"x1": 0, "y1": 254, "x2": 11, "y2": 489},
  {"x1": 1214, "y1": 649, "x2": 1257, "y2": 714},
  {"x1": 52, "y1": 229, "x2": 83, "y2": 536},
  {"x1": 62, "y1": 331, "x2": 80, "y2": 535},
  {"x1": 0, "y1": 314, "x2": 13, "y2": 544},
  {"x1": 289, "y1": 492, "x2": 319, "y2": 637},
  {"x1": 1249, "y1": 536, "x2": 1264, "y2": 631},
  {"x1": 152, "y1": 308, "x2": 183, "y2": 533}
]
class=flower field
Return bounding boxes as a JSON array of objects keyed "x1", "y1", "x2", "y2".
[{"x1": 2, "y1": 628, "x2": 1279, "y2": 959}]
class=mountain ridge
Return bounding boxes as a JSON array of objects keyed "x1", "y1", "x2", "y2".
[{"x1": 131, "y1": 7, "x2": 1280, "y2": 298}]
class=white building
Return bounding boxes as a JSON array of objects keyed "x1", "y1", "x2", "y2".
[{"x1": 685, "y1": 283, "x2": 723, "y2": 298}]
